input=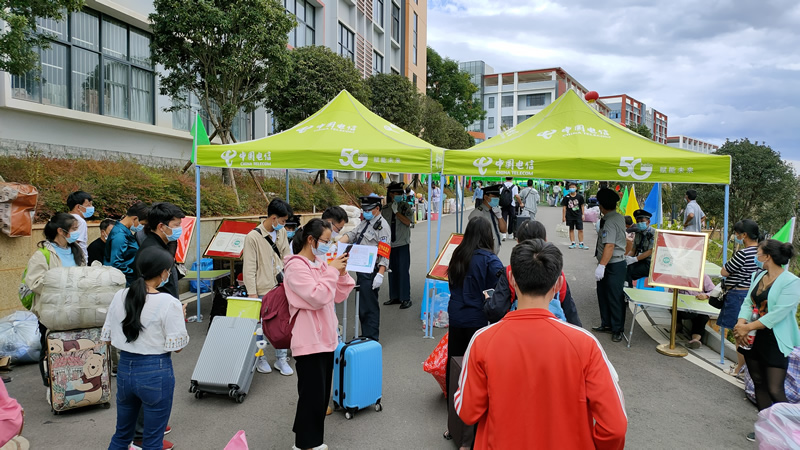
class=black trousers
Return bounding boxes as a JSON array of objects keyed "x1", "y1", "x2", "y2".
[
  {"x1": 501, "y1": 205, "x2": 516, "y2": 235},
  {"x1": 445, "y1": 326, "x2": 482, "y2": 408},
  {"x1": 356, "y1": 272, "x2": 381, "y2": 341},
  {"x1": 388, "y1": 245, "x2": 411, "y2": 302},
  {"x1": 626, "y1": 260, "x2": 651, "y2": 286},
  {"x1": 475, "y1": 198, "x2": 483, "y2": 208},
  {"x1": 597, "y1": 261, "x2": 627, "y2": 333},
  {"x1": 677, "y1": 311, "x2": 709, "y2": 337},
  {"x1": 293, "y1": 352, "x2": 334, "y2": 449}
]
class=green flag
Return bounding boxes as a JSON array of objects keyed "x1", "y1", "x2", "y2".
[
  {"x1": 772, "y1": 218, "x2": 795, "y2": 243},
  {"x1": 619, "y1": 187, "x2": 629, "y2": 215},
  {"x1": 191, "y1": 114, "x2": 210, "y2": 164}
]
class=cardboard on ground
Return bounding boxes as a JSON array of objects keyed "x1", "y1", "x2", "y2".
[{"x1": 335, "y1": 243, "x2": 378, "y2": 273}]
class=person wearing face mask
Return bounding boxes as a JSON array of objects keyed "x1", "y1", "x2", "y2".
[
  {"x1": 381, "y1": 182, "x2": 413, "y2": 310},
  {"x1": 67, "y1": 190, "x2": 95, "y2": 263},
  {"x1": 593, "y1": 188, "x2": 628, "y2": 343},
  {"x1": 733, "y1": 239, "x2": 800, "y2": 442},
  {"x1": 337, "y1": 195, "x2": 391, "y2": 341},
  {"x1": 467, "y1": 184, "x2": 507, "y2": 254},
  {"x1": 285, "y1": 215, "x2": 301, "y2": 245},
  {"x1": 88, "y1": 219, "x2": 115, "y2": 266},
  {"x1": 561, "y1": 182, "x2": 587, "y2": 250},
  {"x1": 105, "y1": 202, "x2": 149, "y2": 287},
  {"x1": 243, "y1": 198, "x2": 294, "y2": 375},
  {"x1": 103, "y1": 246, "x2": 189, "y2": 450},
  {"x1": 136, "y1": 202, "x2": 186, "y2": 300},
  {"x1": 25, "y1": 213, "x2": 87, "y2": 387},
  {"x1": 624, "y1": 210, "x2": 655, "y2": 287},
  {"x1": 285, "y1": 219, "x2": 354, "y2": 450},
  {"x1": 719, "y1": 219, "x2": 762, "y2": 379}
]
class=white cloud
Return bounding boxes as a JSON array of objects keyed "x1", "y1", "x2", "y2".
[{"x1": 428, "y1": 0, "x2": 800, "y2": 160}]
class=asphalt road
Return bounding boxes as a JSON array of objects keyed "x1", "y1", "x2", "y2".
[{"x1": 7, "y1": 204, "x2": 756, "y2": 449}]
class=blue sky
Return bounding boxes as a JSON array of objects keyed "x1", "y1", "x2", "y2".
[{"x1": 428, "y1": 0, "x2": 800, "y2": 170}]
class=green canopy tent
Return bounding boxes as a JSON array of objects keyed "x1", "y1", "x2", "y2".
[
  {"x1": 443, "y1": 90, "x2": 735, "y2": 360},
  {"x1": 191, "y1": 90, "x2": 444, "y2": 319}
]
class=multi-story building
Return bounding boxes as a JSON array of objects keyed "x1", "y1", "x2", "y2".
[
  {"x1": 1, "y1": 0, "x2": 424, "y2": 167},
  {"x1": 667, "y1": 135, "x2": 719, "y2": 154},
  {"x1": 458, "y1": 60, "x2": 494, "y2": 142},
  {"x1": 461, "y1": 65, "x2": 609, "y2": 140},
  {"x1": 599, "y1": 94, "x2": 669, "y2": 144}
]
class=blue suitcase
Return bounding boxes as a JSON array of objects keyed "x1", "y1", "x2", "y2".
[{"x1": 333, "y1": 291, "x2": 383, "y2": 419}]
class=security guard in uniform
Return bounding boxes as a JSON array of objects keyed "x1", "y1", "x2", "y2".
[
  {"x1": 467, "y1": 184, "x2": 506, "y2": 254},
  {"x1": 339, "y1": 194, "x2": 391, "y2": 341},
  {"x1": 625, "y1": 209, "x2": 656, "y2": 286},
  {"x1": 382, "y1": 182, "x2": 413, "y2": 310},
  {"x1": 593, "y1": 188, "x2": 628, "y2": 343}
]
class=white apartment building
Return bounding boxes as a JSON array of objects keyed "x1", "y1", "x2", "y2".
[{"x1": 667, "y1": 135, "x2": 719, "y2": 154}]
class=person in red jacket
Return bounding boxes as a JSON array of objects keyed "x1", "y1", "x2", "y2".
[{"x1": 455, "y1": 239, "x2": 628, "y2": 450}]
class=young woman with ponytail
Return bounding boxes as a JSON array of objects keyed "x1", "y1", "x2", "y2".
[
  {"x1": 285, "y1": 219, "x2": 354, "y2": 450},
  {"x1": 25, "y1": 213, "x2": 86, "y2": 386},
  {"x1": 102, "y1": 246, "x2": 189, "y2": 450}
]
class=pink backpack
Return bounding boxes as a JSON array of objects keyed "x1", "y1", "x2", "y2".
[{"x1": 259, "y1": 284, "x2": 297, "y2": 350}]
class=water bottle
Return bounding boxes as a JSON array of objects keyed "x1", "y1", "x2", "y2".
[{"x1": 739, "y1": 307, "x2": 759, "y2": 350}]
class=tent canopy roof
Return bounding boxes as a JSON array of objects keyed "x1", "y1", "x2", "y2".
[
  {"x1": 444, "y1": 90, "x2": 731, "y2": 184},
  {"x1": 196, "y1": 90, "x2": 443, "y2": 173}
]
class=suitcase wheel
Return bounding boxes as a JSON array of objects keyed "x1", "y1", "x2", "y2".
[
  {"x1": 103, "y1": 402, "x2": 111, "y2": 409},
  {"x1": 189, "y1": 382, "x2": 198, "y2": 394},
  {"x1": 194, "y1": 391, "x2": 204, "y2": 399},
  {"x1": 235, "y1": 393, "x2": 246, "y2": 404},
  {"x1": 375, "y1": 403, "x2": 382, "y2": 412},
  {"x1": 345, "y1": 411, "x2": 354, "y2": 420},
  {"x1": 52, "y1": 408, "x2": 61, "y2": 416}
]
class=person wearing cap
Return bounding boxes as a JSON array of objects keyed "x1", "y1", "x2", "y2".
[
  {"x1": 501, "y1": 177, "x2": 522, "y2": 241},
  {"x1": 339, "y1": 195, "x2": 392, "y2": 341},
  {"x1": 625, "y1": 209, "x2": 656, "y2": 287},
  {"x1": 285, "y1": 215, "x2": 301, "y2": 254},
  {"x1": 382, "y1": 183, "x2": 414, "y2": 310},
  {"x1": 593, "y1": 188, "x2": 628, "y2": 343},
  {"x1": 468, "y1": 184, "x2": 507, "y2": 254}
]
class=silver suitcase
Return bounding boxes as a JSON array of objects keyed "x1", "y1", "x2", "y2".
[{"x1": 189, "y1": 316, "x2": 258, "y2": 403}]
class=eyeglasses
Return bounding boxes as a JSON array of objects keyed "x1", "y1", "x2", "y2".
[
  {"x1": 317, "y1": 238, "x2": 331, "y2": 245},
  {"x1": 329, "y1": 222, "x2": 342, "y2": 233}
]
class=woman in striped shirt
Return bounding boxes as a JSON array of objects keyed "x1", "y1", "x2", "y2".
[{"x1": 719, "y1": 219, "x2": 761, "y2": 377}]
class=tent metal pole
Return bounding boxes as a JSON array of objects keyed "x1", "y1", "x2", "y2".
[
  {"x1": 435, "y1": 175, "x2": 443, "y2": 260},
  {"x1": 454, "y1": 176, "x2": 459, "y2": 233},
  {"x1": 719, "y1": 184, "x2": 730, "y2": 365},
  {"x1": 195, "y1": 166, "x2": 202, "y2": 322},
  {"x1": 285, "y1": 169, "x2": 290, "y2": 202},
  {"x1": 427, "y1": 174, "x2": 433, "y2": 271},
  {"x1": 460, "y1": 176, "x2": 466, "y2": 233}
]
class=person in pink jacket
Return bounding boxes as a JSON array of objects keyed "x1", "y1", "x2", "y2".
[{"x1": 285, "y1": 218, "x2": 355, "y2": 450}]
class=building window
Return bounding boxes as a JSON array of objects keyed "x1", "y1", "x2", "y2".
[
  {"x1": 488, "y1": 117, "x2": 495, "y2": 129},
  {"x1": 338, "y1": 22, "x2": 355, "y2": 62},
  {"x1": 373, "y1": 51, "x2": 383, "y2": 75},
  {"x1": 11, "y1": 8, "x2": 155, "y2": 124},
  {"x1": 391, "y1": 67, "x2": 399, "y2": 75},
  {"x1": 488, "y1": 97, "x2": 495, "y2": 109},
  {"x1": 373, "y1": 0, "x2": 384, "y2": 28},
  {"x1": 524, "y1": 93, "x2": 546, "y2": 107},
  {"x1": 172, "y1": 92, "x2": 252, "y2": 142},
  {"x1": 284, "y1": 0, "x2": 315, "y2": 47},
  {"x1": 501, "y1": 95, "x2": 513, "y2": 108},
  {"x1": 391, "y1": 3, "x2": 400, "y2": 42},
  {"x1": 413, "y1": 74, "x2": 417, "y2": 86},
  {"x1": 501, "y1": 116, "x2": 513, "y2": 129},
  {"x1": 412, "y1": 13, "x2": 418, "y2": 65}
]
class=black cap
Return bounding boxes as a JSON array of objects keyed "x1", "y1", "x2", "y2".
[
  {"x1": 286, "y1": 214, "x2": 301, "y2": 226},
  {"x1": 482, "y1": 184, "x2": 502, "y2": 196},
  {"x1": 387, "y1": 182, "x2": 405, "y2": 194},
  {"x1": 633, "y1": 209, "x2": 652, "y2": 220},
  {"x1": 359, "y1": 195, "x2": 382, "y2": 210},
  {"x1": 596, "y1": 188, "x2": 620, "y2": 208}
]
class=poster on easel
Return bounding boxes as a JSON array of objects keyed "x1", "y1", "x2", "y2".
[
  {"x1": 204, "y1": 220, "x2": 259, "y2": 259},
  {"x1": 426, "y1": 233, "x2": 464, "y2": 281},
  {"x1": 174, "y1": 216, "x2": 197, "y2": 264},
  {"x1": 648, "y1": 230, "x2": 709, "y2": 291}
]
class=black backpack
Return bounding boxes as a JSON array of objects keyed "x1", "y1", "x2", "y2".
[{"x1": 499, "y1": 186, "x2": 513, "y2": 207}]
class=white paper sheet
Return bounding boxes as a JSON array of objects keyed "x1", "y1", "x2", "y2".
[
  {"x1": 208, "y1": 232, "x2": 247, "y2": 254},
  {"x1": 653, "y1": 247, "x2": 703, "y2": 278}
]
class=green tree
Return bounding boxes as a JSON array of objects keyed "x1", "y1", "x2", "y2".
[
  {"x1": 0, "y1": 0, "x2": 84, "y2": 75},
  {"x1": 367, "y1": 73, "x2": 422, "y2": 135},
  {"x1": 627, "y1": 122, "x2": 653, "y2": 139},
  {"x1": 264, "y1": 46, "x2": 371, "y2": 132},
  {"x1": 420, "y1": 96, "x2": 475, "y2": 149},
  {"x1": 149, "y1": 0, "x2": 295, "y2": 196},
  {"x1": 426, "y1": 47, "x2": 485, "y2": 128}
]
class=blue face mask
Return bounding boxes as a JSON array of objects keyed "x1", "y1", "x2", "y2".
[
  {"x1": 489, "y1": 197, "x2": 500, "y2": 208},
  {"x1": 131, "y1": 223, "x2": 144, "y2": 233},
  {"x1": 394, "y1": 195, "x2": 404, "y2": 203},
  {"x1": 569, "y1": 188, "x2": 577, "y2": 194},
  {"x1": 636, "y1": 222, "x2": 647, "y2": 231},
  {"x1": 287, "y1": 230, "x2": 296, "y2": 239},
  {"x1": 158, "y1": 273, "x2": 170, "y2": 288},
  {"x1": 274, "y1": 223, "x2": 285, "y2": 231},
  {"x1": 166, "y1": 225, "x2": 183, "y2": 242},
  {"x1": 314, "y1": 241, "x2": 331, "y2": 256},
  {"x1": 734, "y1": 237, "x2": 744, "y2": 245},
  {"x1": 754, "y1": 255, "x2": 765, "y2": 270},
  {"x1": 83, "y1": 206, "x2": 95, "y2": 218},
  {"x1": 363, "y1": 211, "x2": 374, "y2": 221},
  {"x1": 66, "y1": 230, "x2": 80, "y2": 244}
]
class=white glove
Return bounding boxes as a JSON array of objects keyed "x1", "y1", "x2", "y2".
[
  {"x1": 372, "y1": 273, "x2": 384, "y2": 290},
  {"x1": 625, "y1": 256, "x2": 638, "y2": 266},
  {"x1": 492, "y1": 206, "x2": 503, "y2": 219},
  {"x1": 391, "y1": 203, "x2": 398, "y2": 214},
  {"x1": 594, "y1": 265, "x2": 606, "y2": 281}
]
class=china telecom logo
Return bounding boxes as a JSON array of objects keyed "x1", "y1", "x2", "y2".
[{"x1": 473, "y1": 157, "x2": 493, "y2": 175}]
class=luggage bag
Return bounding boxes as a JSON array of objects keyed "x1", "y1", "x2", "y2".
[
  {"x1": 448, "y1": 356, "x2": 475, "y2": 447},
  {"x1": 190, "y1": 316, "x2": 258, "y2": 403},
  {"x1": 333, "y1": 290, "x2": 383, "y2": 419},
  {"x1": 46, "y1": 328, "x2": 112, "y2": 414}
]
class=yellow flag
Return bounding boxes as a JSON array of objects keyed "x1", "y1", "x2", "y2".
[{"x1": 625, "y1": 185, "x2": 640, "y2": 220}]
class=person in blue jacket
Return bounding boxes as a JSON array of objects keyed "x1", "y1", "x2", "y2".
[
  {"x1": 444, "y1": 216, "x2": 504, "y2": 445},
  {"x1": 105, "y1": 202, "x2": 149, "y2": 286}
]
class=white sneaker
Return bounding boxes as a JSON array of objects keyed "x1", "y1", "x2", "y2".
[
  {"x1": 274, "y1": 357, "x2": 294, "y2": 376},
  {"x1": 501, "y1": 233, "x2": 507, "y2": 241},
  {"x1": 256, "y1": 356, "x2": 272, "y2": 374}
]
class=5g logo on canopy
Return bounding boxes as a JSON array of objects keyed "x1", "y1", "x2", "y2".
[
  {"x1": 340, "y1": 148, "x2": 368, "y2": 169},
  {"x1": 617, "y1": 157, "x2": 652, "y2": 180}
]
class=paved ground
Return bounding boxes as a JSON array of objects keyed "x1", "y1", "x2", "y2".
[{"x1": 7, "y1": 204, "x2": 757, "y2": 449}]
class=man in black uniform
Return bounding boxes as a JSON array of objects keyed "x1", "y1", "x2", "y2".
[
  {"x1": 338, "y1": 195, "x2": 391, "y2": 341},
  {"x1": 468, "y1": 184, "x2": 506, "y2": 254},
  {"x1": 625, "y1": 209, "x2": 656, "y2": 287},
  {"x1": 382, "y1": 182, "x2": 413, "y2": 310}
]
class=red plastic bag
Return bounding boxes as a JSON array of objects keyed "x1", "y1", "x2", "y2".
[{"x1": 423, "y1": 332, "x2": 449, "y2": 396}]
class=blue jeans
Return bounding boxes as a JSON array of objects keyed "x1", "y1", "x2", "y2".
[{"x1": 109, "y1": 352, "x2": 174, "y2": 450}]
